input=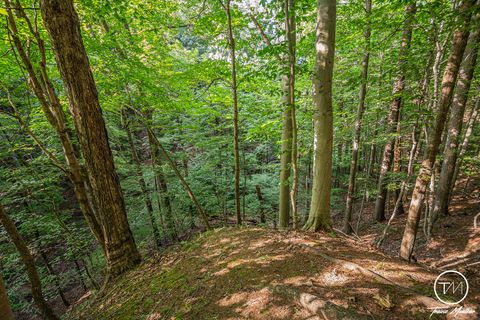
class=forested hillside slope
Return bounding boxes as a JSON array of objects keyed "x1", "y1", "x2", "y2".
[
  {"x1": 68, "y1": 227, "x2": 478, "y2": 320},
  {"x1": 1, "y1": 0, "x2": 479, "y2": 319}
]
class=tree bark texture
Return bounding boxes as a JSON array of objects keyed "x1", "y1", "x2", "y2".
[
  {"x1": 40, "y1": 0, "x2": 141, "y2": 280},
  {"x1": 303, "y1": 0, "x2": 336, "y2": 232},
  {"x1": 4, "y1": 0, "x2": 105, "y2": 250},
  {"x1": 399, "y1": 0, "x2": 475, "y2": 261},
  {"x1": 430, "y1": 19, "x2": 479, "y2": 227}
]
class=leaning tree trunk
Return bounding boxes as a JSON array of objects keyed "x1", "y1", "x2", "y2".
[
  {"x1": 0, "y1": 204, "x2": 59, "y2": 320},
  {"x1": 430, "y1": 19, "x2": 479, "y2": 227},
  {"x1": 224, "y1": 0, "x2": 242, "y2": 225},
  {"x1": 343, "y1": 0, "x2": 372, "y2": 234},
  {"x1": 399, "y1": 0, "x2": 475, "y2": 261},
  {"x1": 303, "y1": 0, "x2": 336, "y2": 232},
  {"x1": 374, "y1": 2, "x2": 416, "y2": 222},
  {"x1": 0, "y1": 273, "x2": 14, "y2": 320},
  {"x1": 40, "y1": 0, "x2": 141, "y2": 281}
]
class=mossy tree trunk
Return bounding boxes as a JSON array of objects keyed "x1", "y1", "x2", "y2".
[{"x1": 451, "y1": 94, "x2": 479, "y2": 195}]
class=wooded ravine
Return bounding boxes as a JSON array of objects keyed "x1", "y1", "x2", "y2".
[{"x1": 0, "y1": 0, "x2": 479, "y2": 319}]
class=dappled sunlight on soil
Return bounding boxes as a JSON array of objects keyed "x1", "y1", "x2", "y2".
[{"x1": 66, "y1": 226, "x2": 479, "y2": 319}]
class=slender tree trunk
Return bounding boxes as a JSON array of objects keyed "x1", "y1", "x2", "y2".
[
  {"x1": 73, "y1": 260, "x2": 88, "y2": 292},
  {"x1": 0, "y1": 273, "x2": 14, "y2": 320},
  {"x1": 242, "y1": 150, "x2": 247, "y2": 221},
  {"x1": 38, "y1": 250, "x2": 70, "y2": 307},
  {"x1": 451, "y1": 95, "x2": 479, "y2": 194},
  {"x1": 122, "y1": 111, "x2": 161, "y2": 248},
  {"x1": 400, "y1": 0, "x2": 475, "y2": 260},
  {"x1": 374, "y1": 2, "x2": 416, "y2": 222},
  {"x1": 343, "y1": 0, "x2": 372, "y2": 234},
  {"x1": 278, "y1": 73, "x2": 293, "y2": 226},
  {"x1": 224, "y1": 0, "x2": 242, "y2": 225},
  {"x1": 431, "y1": 22, "x2": 449, "y2": 113},
  {"x1": 40, "y1": 0, "x2": 141, "y2": 280},
  {"x1": 286, "y1": 0, "x2": 299, "y2": 230},
  {"x1": 82, "y1": 258, "x2": 99, "y2": 290},
  {"x1": 146, "y1": 128, "x2": 211, "y2": 230},
  {"x1": 145, "y1": 121, "x2": 176, "y2": 239},
  {"x1": 256, "y1": 185, "x2": 266, "y2": 223},
  {"x1": 392, "y1": 116, "x2": 405, "y2": 215},
  {"x1": 32, "y1": 227, "x2": 70, "y2": 308},
  {"x1": 0, "y1": 204, "x2": 59, "y2": 320},
  {"x1": 430, "y1": 20, "x2": 479, "y2": 227},
  {"x1": 303, "y1": 0, "x2": 336, "y2": 232}
]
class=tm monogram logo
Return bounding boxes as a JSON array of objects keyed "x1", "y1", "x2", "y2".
[{"x1": 434, "y1": 270, "x2": 469, "y2": 305}]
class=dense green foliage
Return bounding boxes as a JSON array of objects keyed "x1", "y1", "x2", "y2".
[{"x1": 0, "y1": 0, "x2": 479, "y2": 317}]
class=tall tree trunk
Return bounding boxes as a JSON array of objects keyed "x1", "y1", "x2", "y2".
[
  {"x1": 374, "y1": 2, "x2": 416, "y2": 222},
  {"x1": 0, "y1": 204, "x2": 59, "y2": 320},
  {"x1": 4, "y1": 0, "x2": 105, "y2": 251},
  {"x1": 303, "y1": 0, "x2": 336, "y2": 232},
  {"x1": 451, "y1": 95, "x2": 479, "y2": 193},
  {"x1": 430, "y1": 19, "x2": 479, "y2": 226},
  {"x1": 0, "y1": 273, "x2": 14, "y2": 320},
  {"x1": 278, "y1": 38, "x2": 294, "y2": 226},
  {"x1": 122, "y1": 110, "x2": 161, "y2": 248},
  {"x1": 224, "y1": 0, "x2": 242, "y2": 225},
  {"x1": 287, "y1": 0, "x2": 299, "y2": 229},
  {"x1": 399, "y1": 0, "x2": 475, "y2": 261},
  {"x1": 40, "y1": 0, "x2": 141, "y2": 281},
  {"x1": 343, "y1": 0, "x2": 372, "y2": 234}
]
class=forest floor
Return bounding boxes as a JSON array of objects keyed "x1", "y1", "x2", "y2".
[
  {"x1": 60, "y1": 177, "x2": 480, "y2": 320},
  {"x1": 347, "y1": 176, "x2": 480, "y2": 302},
  {"x1": 67, "y1": 219, "x2": 479, "y2": 319}
]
